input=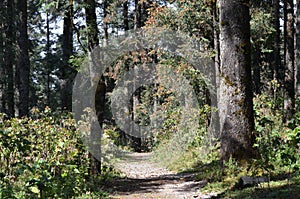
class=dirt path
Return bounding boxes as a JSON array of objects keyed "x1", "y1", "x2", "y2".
[{"x1": 104, "y1": 152, "x2": 217, "y2": 199}]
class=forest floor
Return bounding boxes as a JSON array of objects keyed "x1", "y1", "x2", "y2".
[{"x1": 103, "y1": 152, "x2": 218, "y2": 199}]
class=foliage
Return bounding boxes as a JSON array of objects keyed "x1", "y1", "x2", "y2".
[
  {"x1": 252, "y1": 90, "x2": 300, "y2": 179},
  {"x1": 0, "y1": 108, "x2": 110, "y2": 198}
]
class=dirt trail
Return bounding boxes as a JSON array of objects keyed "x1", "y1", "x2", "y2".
[{"x1": 105, "y1": 152, "x2": 217, "y2": 199}]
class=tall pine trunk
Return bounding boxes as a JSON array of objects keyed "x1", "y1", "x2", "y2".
[
  {"x1": 219, "y1": 0, "x2": 255, "y2": 163},
  {"x1": 134, "y1": 0, "x2": 142, "y2": 29},
  {"x1": 123, "y1": 0, "x2": 129, "y2": 31},
  {"x1": 296, "y1": 1, "x2": 300, "y2": 97},
  {"x1": 61, "y1": 1, "x2": 74, "y2": 111},
  {"x1": 17, "y1": 0, "x2": 30, "y2": 117},
  {"x1": 4, "y1": 0, "x2": 15, "y2": 117},
  {"x1": 0, "y1": 1, "x2": 5, "y2": 113},
  {"x1": 85, "y1": 0, "x2": 105, "y2": 177},
  {"x1": 283, "y1": 0, "x2": 295, "y2": 122},
  {"x1": 274, "y1": 0, "x2": 282, "y2": 83}
]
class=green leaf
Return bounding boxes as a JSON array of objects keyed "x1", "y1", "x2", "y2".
[{"x1": 29, "y1": 186, "x2": 40, "y2": 194}]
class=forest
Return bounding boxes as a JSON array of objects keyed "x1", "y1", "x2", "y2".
[{"x1": 1, "y1": 0, "x2": 300, "y2": 198}]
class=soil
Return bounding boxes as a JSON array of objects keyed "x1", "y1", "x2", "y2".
[{"x1": 103, "y1": 152, "x2": 218, "y2": 199}]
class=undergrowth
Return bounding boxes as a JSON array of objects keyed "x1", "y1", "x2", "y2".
[
  {"x1": 150, "y1": 88, "x2": 300, "y2": 197},
  {"x1": 0, "y1": 107, "x2": 116, "y2": 199}
]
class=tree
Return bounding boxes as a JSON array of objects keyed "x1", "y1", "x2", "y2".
[
  {"x1": 3, "y1": 0, "x2": 15, "y2": 117},
  {"x1": 134, "y1": 0, "x2": 142, "y2": 29},
  {"x1": 85, "y1": 0, "x2": 105, "y2": 177},
  {"x1": 273, "y1": 0, "x2": 281, "y2": 83},
  {"x1": 283, "y1": 0, "x2": 295, "y2": 122},
  {"x1": 123, "y1": 0, "x2": 129, "y2": 31},
  {"x1": 61, "y1": 0, "x2": 75, "y2": 111},
  {"x1": 219, "y1": 0, "x2": 255, "y2": 163},
  {"x1": 296, "y1": 1, "x2": 300, "y2": 97},
  {"x1": 17, "y1": 0, "x2": 30, "y2": 117}
]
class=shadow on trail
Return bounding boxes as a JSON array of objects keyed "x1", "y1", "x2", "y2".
[{"x1": 103, "y1": 171, "x2": 207, "y2": 195}]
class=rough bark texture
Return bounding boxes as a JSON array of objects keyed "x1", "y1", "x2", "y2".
[
  {"x1": 61, "y1": 2, "x2": 74, "y2": 111},
  {"x1": 5, "y1": 0, "x2": 15, "y2": 117},
  {"x1": 85, "y1": 0, "x2": 99, "y2": 51},
  {"x1": 0, "y1": 1, "x2": 4, "y2": 113},
  {"x1": 85, "y1": 0, "x2": 105, "y2": 177},
  {"x1": 209, "y1": 0, "x2": 220, "y2": 145},
  {"x1": 219, "y1": 0, "x2": 255, "y2": 163},
  {"x1": 273, "y1": 0, "x2": 281, "y2": 83},
  {"x1": 296, "y1": 1, "x2": 300, "y2": 97},
  {"x1": 17, "y1": 0, "x2": 30, "y2": 117},
  {"x1": 283, "y1": 0, "x2": 295, "y2": 122}
]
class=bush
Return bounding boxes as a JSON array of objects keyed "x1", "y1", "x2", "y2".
[{"x1": 0, "y1": 107, "x2": 109, "y2": 198}]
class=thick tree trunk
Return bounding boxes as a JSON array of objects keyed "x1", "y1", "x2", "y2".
[
  {"x1": 61, "y1": 2, "x2": 74, "y2": 111},
  {"x1": 283, "y1": 0, "x2": 295, "y2": 122},
  {"x1": 219, "y1": 0, "x2": 255, "y2": 163},
  {"x1": 296, "y1": 1, "x2": 300, "y2": 97},
  {"x1": 17, "y1": 0, "x2": 30, "y2": 117}
]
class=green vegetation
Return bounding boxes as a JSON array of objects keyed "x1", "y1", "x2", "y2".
[
  {"x1": 0, "y1": 108, "x2": 113, "y2": 199},
  {"x1": 149, "y1": 83, "x2": 300, "y2": 197}
]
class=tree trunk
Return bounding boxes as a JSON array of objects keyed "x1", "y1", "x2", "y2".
[
  {"x1": 85, "y1": 0, "x2": 104, "y2": 177},
  {"x1": 61, "y1": 1, "x2": 74, "y2": 111},
  {"x1": 273, "y1": 0, "x2": 282, "y2": 83},
  {"x1": 219, "y1": 0, "x2": 255, "y2": 163},
  {"x1": 4, "y1": 0, "x2": 15, "y2": 117},
  {"x1": 283, "y1": 0, "x2": 295, "y2": 122},
  {"x1": 134, "y1": 0, "x2": 142, "y2": 29},
  {"x1": 0, "y1": 0, "x2": 6, "y2": 114},
  {"x1": 46, "y1": 11, "x2": 51, "y2": 106},
  {"x1": 123, "y1": 0, "x2": 129, "y2": 31},
  {"x1": 17, "y1": 0, "x2": 30, "y2": 117},
  {"x1": 296, "y1": 0, "x2": 300, "y2": 97},
  {"x1": 209, "y1": 0, "x2": 220, "y2": 145},
  {"x1": 103, "y1": 0, "x2": 108, "y2": 43},
  {"x1": 252, "y1": 43, "x2": 261, "y2": 94},
  {"x1": 85, "y1": 0, "x2": 99, "y2": 50}
]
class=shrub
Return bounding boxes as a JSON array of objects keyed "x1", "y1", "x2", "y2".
[{"x1": 0, "y1": 107, "x2": 109, "y2": 198}]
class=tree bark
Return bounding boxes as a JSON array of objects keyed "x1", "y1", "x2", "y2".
[
  {"x1": 209, "y1": 0, "x2": 220, "y2": 145},
  {"x1": 283, "y1": 0, "x2": 295, "y2": 122},
  {"x1": 219, "y1": 0, "x2": 255, "y2": 163},
  {"x1": 123, "y1": 0, "x2": 129, "y2": 31},
  {"x1": 85, "y1": 0, "x2": 104, "y2": 177},
  {"x1": 85, "y1": 0, "x2": 99, "y2": 51},
  {"x1": 296, "y1": 0, "x2": 300, "y2": 97},
  {"x1": 4, "y1": 0, "x2": 15, "y2": 117},
  {"x1": 17, "y1": 0, "x2": 30, "y2": 117},
  {"x1": 46, "y1": 11, "x2": 51, "y2": 106},
  {"x1": 273, "y1": 0, "x2": 282, "y2": 83},
  {"x1": 61, "y1": 1, "x2": 74, "y2": 111},
  {"x1": 134, "y1": 0, "x2": 142, "y2": 29},
  {"x1": 103, "y1": 0, "x2": 108, "y2": 43}
]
